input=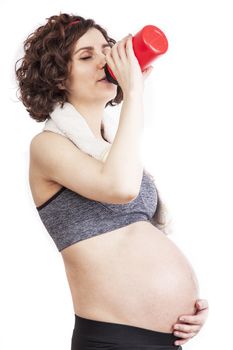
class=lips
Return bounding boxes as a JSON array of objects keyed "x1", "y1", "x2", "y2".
[{"x1": 98, "y1": 76, "x2": 106, "y2": 81}]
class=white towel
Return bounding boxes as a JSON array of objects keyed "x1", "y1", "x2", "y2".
[{"x1": 43, "y1": 102, "x2": 119, "y2": 162}]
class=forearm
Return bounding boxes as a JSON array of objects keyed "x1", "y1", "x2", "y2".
[{"x1": 101, "y1": 91, "x2": 144, "y2": 196}]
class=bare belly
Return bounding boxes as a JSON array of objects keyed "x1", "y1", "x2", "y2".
[{"x1": 61, "y1": 220, "x2": 199, "y2": 333}]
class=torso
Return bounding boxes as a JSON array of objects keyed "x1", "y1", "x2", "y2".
[{"x1": 30, "y1": 134, "x2": 200, "y2": 333}]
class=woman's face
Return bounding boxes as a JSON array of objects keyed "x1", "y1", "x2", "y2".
[{"x1": 66, "y1": 28, "x2": 117, "y2": 106}]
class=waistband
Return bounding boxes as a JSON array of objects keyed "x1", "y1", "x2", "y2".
[{"x1": 74, "y1": 314, "x2": 180, "y2": 347}]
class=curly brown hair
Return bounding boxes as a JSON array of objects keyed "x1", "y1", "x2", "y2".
[
  {"x1": 15, "y1": 12, "x2": 123, "y2": 122},
  {"x1": 15, "y1": 12, "x2": 171, "y2": 235}
]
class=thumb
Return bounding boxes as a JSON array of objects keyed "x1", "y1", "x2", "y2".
[
  {"x1": 197, "y1": 299, "x2": 209, "y2": 309},
  {"x1": 142, "y1": 65, "x2": 154, "y2": 80}
]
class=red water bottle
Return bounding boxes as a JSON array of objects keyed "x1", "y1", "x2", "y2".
[{"x1": 104, "y1": 25, "x2": 168, "y2": 85}]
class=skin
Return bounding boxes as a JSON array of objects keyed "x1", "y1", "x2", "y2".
[
  {"x1": 63, "y1": 29, "x2": 152, "y2": 140},
  {"x1": 62, "y1": 28, "x2": 209, "y2": 346},
  {"x1": 64, "y1": 28, "x2": 118, "y2": 140},
  {"x1": 173, "y1": 299, "x2": 209, "y2": 346}
]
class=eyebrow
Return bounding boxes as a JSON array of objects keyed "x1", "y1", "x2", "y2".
[{"x1": 74, "y1": 43, "x2": 111, "y2": 55}]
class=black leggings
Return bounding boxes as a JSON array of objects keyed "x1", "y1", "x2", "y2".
[{"x1": 71, "y1": 314, "x2": 182, "y2": 350}]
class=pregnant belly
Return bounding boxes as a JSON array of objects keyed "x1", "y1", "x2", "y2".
[{"x1": 63, "y1": 221, "x2": 200, "y2": 333}]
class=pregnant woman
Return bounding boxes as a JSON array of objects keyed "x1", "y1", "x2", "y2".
[{"x1": 15, "y1": 13, "x2": 208, "y2": 349}]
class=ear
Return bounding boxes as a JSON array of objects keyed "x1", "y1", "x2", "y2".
[{"x1": 57, "y1": 83, "x2": 66, "y2": 90}]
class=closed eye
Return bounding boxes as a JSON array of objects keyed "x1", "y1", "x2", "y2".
[{"x1": 80, "y1": 49, "x2": 111, "y2": 61}]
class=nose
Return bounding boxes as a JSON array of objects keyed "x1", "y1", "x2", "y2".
[{"x1": 97, "y1": 52, "x2": 107, "y2": 69}]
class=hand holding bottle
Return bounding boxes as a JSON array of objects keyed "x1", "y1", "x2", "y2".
[
  {"x1": 105, "y1": 25, "x2": 168, "y2": 89},
  {"x1": 105, "y1": 35, "x2": 145, "y2": 96}
]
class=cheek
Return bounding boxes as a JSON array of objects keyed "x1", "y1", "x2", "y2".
[
  {"x1": 69, "y1": 62, "x2": 86, "y2": 80},
  {"x1": 75, "y1": 70, "x2": 96, "y2": 87},
  {"x1": 68, "y1": 74, "x2": 88, "y2": 92},
  {"x1": 75, "y1": 63, "x2": 100, "y2": 84}
]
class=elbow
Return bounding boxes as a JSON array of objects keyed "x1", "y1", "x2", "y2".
[
  {"x1": 112, "y1": 177, "x2": 142, "y2": 204},
  {"x1": 115, "y1": 187, "x2": 140, "y2": 204}
]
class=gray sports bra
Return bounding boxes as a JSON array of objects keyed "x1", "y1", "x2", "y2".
[{"x1": 36, "y1": 168, "x2": 158, "y2": 252}]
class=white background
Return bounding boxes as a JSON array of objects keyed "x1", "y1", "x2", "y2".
[{"x1": 1, "y1": 0, "x2": 232, "y2": 349}]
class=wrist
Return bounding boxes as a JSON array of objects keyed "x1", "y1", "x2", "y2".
[{"x1": 123, "y1": 89, "x2": 143, "y2": 101}]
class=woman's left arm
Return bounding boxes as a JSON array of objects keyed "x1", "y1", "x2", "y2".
[{"x1": 172, "y1": 299, "x2": 209, "y2": 346}]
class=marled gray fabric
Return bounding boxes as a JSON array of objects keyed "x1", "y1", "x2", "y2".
[{"x1": 36, "y1": 169, "x2": 158, "y2": 252}]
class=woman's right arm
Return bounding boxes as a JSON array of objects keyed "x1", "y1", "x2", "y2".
[
  {"x1": 30, "y1": 36, "x2": 146, "y2": 205},
  {"x1": 102, "y1": 35, "x2": 145, "y2": 197}
]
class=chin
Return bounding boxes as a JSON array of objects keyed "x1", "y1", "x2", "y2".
[{"x1": 99, "y1": 91, "x2": 117, "y2": 102}]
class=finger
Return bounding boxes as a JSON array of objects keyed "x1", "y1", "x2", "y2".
[
  {"x1": 174, "y1": 331, "x2": 196, "y2": 339},
  {"x1": 143, "y1": 65, "x2": 153, "y2": 72},
  {"x1": 173, "y1": 323, "x2": 201, "y2": 333},
  {"x1": 105, "y1": 51, "x2": 116, "y2": 73},
  {"x1": 174, "y1": 338, "x2": 190, "y2": 346},
  {"x1": 111, "y1": 35, "x2": 131, "y2": 66},
  {"x1": 126, "y1": 35, "x2": 137, "y2": 61},
  {"x1": 105, "y1": 35, "x2": 132, "y2": 84},
  {"x1": 117, "y1": 39, "x2": 128, "y2": 63},
  {"x1": 142, "y1": 66, "x2": 154, "y2": 80},
  {"x1": 195, "y1": 307, "x2": 209, "y2": 321},
  {"x1": 114, "y1": 35, "x2": 131, "y2": 53},
  {"x1": 120, "y1": 34, "x2": 132, "y2": 42},
  {"x1": 179, "y1": 315, "x2": 203, "y2": 325},
  {"x1": 196, "y1": 299, "x2": 209, "y2": 310},
  {"x1": 110, "y1": 41, "x2": 122, "y2": 66}
]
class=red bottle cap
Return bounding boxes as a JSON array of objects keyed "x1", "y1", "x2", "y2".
[{"x1": 133, "y1": 25, "x2": 168, "y2": 71}]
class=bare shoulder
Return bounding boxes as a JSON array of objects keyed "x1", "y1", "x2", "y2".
[
  {"x1": 30, "y1": 130, "x2": 67, "y2": 150},
  {"x1": 30, "y1": 131, "x2": 64, "y2": 177},
  {"x1": 30, "y1": 130, "x2": 77, "y2": 165}
]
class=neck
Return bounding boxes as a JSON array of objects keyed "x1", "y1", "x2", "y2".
[{"x1": 69, "y1": 100, "x2": 107, "y2": 140}]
